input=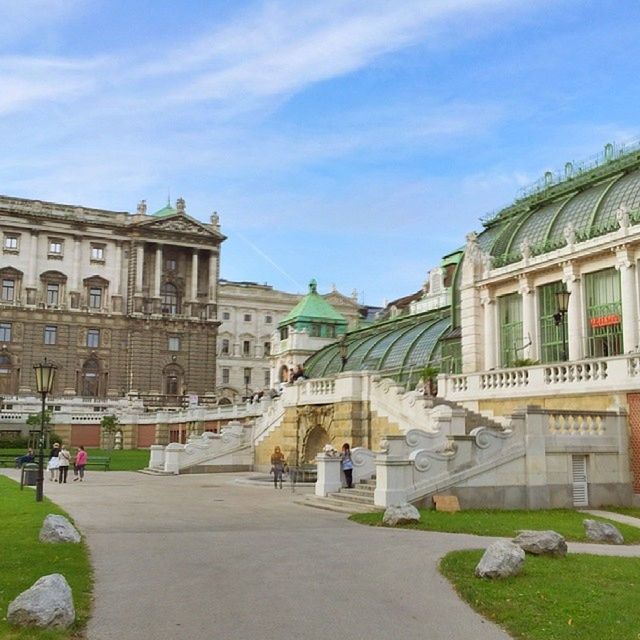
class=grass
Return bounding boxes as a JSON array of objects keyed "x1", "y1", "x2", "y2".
[
  {"x1": 0, "y1": 475, "x2": 92, "y2": 639},
  {"x1": 349, "y1": 508, "x2": 640, "y2": 543},
  {"x1": 440, "y1": 550, "x2": 640, "y2": 640},
  {"x1": 3, "y1": 448, "x2": 149, "y2": 471}
]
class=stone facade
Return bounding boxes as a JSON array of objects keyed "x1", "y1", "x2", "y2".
[
  {"x1": 216, "y1": 280, "x2": 361, "y2": 402},
  {"x1": 0, "y1": 195, "x2": 223, "y2": 403}
]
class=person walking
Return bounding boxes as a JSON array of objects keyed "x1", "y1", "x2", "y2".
[
  {"x1": 270, "y1": 446, "x2": 285, "y2": 489},
  {"x1": 47, "y1": 442, "x2": 60, "y2": 482},
  {"x1": 58, "y1": 444, "x2": 71, "y2": 483},
  {"x1": 341, "y1": 443, "x2": 354, "y2": 489},
  {"x1": 73, "y1": 446, "x2": 87, "y2": 482}
]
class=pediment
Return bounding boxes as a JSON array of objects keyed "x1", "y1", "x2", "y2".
[{"x1": 134, "y1": 214, "x2": 221, "y2": 239}]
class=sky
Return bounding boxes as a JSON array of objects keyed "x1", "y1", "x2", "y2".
[{"x1": 2, "y1": 0, "x2": 640, "y2": 306}]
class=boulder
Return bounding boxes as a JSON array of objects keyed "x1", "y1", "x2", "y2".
[
  {"x1": 7, "y1": 573, "x2": 75, "y2": 629},
  {"x1": 513, "y1": 530, "x2": 568, "y2": 557},
  {"x1": 382, "y1": 503, "x2": 421, "y2": 526},
  {"x1": 475, "y1": 540, "x2": 525, "y2": 578},
  {"x1": 583, "y1": 519, "x2": 624, "y2": 545},
  {"x1": 39, "y1": 514, "x2": 81, "y2": 544}
]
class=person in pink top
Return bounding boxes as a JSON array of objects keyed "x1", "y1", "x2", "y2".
[{"x1": 73, "y1": 446, "x2": 88, "y2": 482}]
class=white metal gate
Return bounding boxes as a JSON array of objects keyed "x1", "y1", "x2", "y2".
[{"x1": 571, "y1": 455, "x2": 589, "y2": 507}]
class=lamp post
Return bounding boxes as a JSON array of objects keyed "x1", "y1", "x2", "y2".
[
  {"x1": 339, "y1": 334, "x2": 348, "y2": 372},
  {"x1": 554, "y1": 289, "x2": 571, "y2": 362},
  {"x1": 33, "y1": 359, "x2": 56, "y2": 502}
]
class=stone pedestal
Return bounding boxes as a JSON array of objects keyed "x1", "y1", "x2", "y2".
[{"x1": 315, "y1": 454, "x2": 342, "y2": 496}]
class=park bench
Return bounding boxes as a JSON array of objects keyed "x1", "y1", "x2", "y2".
[
  {"x1": 0, "y1": 453, "x2": 19, "y2": 467},
  {"x1": 85, "y1": 456, "x2": 111, "y2": 471}
]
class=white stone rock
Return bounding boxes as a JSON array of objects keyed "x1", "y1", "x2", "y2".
[
  {"x1": 583, "y1": 519, "x2": 624, "y2": 545},
  {"x1": 512, "y1": 530, "x2": 568, "y2": 557},
  {"x1": 7, "y1": 573, "x2": 75, "y2": 628},
  {"x1": 39, "y1": 514, "x2": 81, "y2": 544},
  {"x1": 475, "y1": 540, "x2": 525, "y2": 578},
  {"x1": 382, "y1": 503, "x2": 421, "y2": 526}
]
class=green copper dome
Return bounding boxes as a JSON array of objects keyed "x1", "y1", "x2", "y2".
[
  {"x1": 153, "y1": 202, "x2": 177, "y2": 217},
  {"x1": 279, "y1": 279, "x2": 347, "y2": 328}
]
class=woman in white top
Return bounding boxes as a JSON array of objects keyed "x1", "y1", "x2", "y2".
[{"x1": 57, "y1": 445, "x2": 71, "y2": 484}]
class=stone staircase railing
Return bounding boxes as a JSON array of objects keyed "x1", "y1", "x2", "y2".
[
  {"x1": 148, "y1": 421, "x2": 253, "y2": 473},
  {"x1": 252, "y1": 398, "x2": 286, "y2": 446}
]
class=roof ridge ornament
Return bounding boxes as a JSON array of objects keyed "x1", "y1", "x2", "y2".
[
  {"x1": 309, "y1": 279, "x2": 318, "y2": 294},
  {"x1": 176, "y1": 197, "x2": 186, "y2": 215}
]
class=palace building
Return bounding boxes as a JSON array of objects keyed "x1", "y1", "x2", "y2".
[{"x1": 0, "y1": 195, "x2": 224, "y2": 403}]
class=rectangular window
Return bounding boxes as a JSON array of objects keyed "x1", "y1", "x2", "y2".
[
  {"x1": 89, "y1": 287, "x2": 102, "y2": 309},
  {"x1": 90, "y1": 244, "x2": 105, "y2": 261},
  {"x1": 264, "y1": 369, "x2": 270, "y2": 386},
  {"x1": 44, "y1": 326, "x2": 57, "y2": 345},
  {"x1": 538, "y1": 281, "x2": 565, "y2": 363},
  {"x1": 48, "y1": 239, "x2": 63, "y2": 255},
  {"x1": 222, "y1": 368, "x2": 230, "y2": 384},
  {"x1": 244, "y1": 313, "x2": 251, "y2": 322},
  {"x1": 3, "y1": 234, "x2": 18, "y2": 251},
  {"x1": 1, "y1": 279, "x2": 14, "y2": 302},
  {"x1": 168, "y1": 336, "x2": 180, "y2": 351},
  {"x1": 265, "y1": 315, "x2": 272, "y2": 324},
  {"x1": 87, "y1": 329, "x2": 100, "y2": 348},
  {"x1": 243, "y1": 367, "x2": 252, "y2": 384},
  {"x1": 46, "y1": 283, "x2": 59, "y2": 306},
  {"x1": 166, "y1": 259, "x2": 177, "y2": 271},
  {"x1": 585, "y1": 268, "x2": 623, "y2": 357},
  {"x1": 243, "y1": 340, "x2": 251, "y2": 356},
  {"x1": 0, "y1": 322, "x2": 11, "y2": 342},
  {"x1": 264, "y1": 341, "x2": 271, "y2": 356},
  {"x1": 221, "y1": 338, "x2": 230, "y2": 355},
  {"x1": 222, "y1": 311, "x2": 230, "y2": 320},
  {"x1": 498, "y1": 292, "x2": 523, "y2": 367}
]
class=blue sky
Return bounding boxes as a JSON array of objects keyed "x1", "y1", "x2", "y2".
[{"x1": 2, "y1": 1, "x2": 640, "y2": 305}]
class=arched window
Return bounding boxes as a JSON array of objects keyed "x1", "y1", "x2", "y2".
[
  {"x1": 163, "y1": 364, "x2": 183, "y2": 397},
  {"x1": 81, "y1": 358, "x2": 100, "y2": 397},
  {"x1": 161, "y1": 282, "x2": 179, "y2": 315}
]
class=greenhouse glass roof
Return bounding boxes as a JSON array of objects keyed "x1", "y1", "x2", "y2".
[
  {"x1": 478, "y1": 147, "x2": 640, "y2": 266},
  {"x1": 304, "y1": 312, "x2": 451, "y2": 379}
]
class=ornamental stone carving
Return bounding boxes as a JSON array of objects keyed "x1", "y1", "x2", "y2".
[
  {"x1": 519, "y1": 238, "x2": 531, "y2": 259},
  {"x1": 563, "y1": 222, "x2": 576, "y2": 246},
  {"x1": 615, "y1": 204, "x2": 630, "y2": 232}
]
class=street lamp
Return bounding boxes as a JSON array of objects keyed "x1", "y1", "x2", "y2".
[
  {"x1": 33, "y1": 359, "x2": 56, "y2": 502},
  {"x1": 554, "y1": 289, "x2": 571, "y2": 362},
  {"x1": 339, "y1": 334, "x2": 348, "y2": 372}
]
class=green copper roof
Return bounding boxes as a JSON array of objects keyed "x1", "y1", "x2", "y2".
[
  {"x1": 477, "y1": 143, "x2": 640, "y2": 267},
  {"x1": 304, "y1": 311, "x2": 451, "y2": 379},
  {"x1": 153, "y1": 202, "x2": 177, "y2": 217},
  {"x1": 279, "y1": 279, "x2": 347, "y2": 327}
]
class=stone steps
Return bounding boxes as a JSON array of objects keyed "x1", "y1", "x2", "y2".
[{"x1": 295, "y1": 494, "x2": 380, "y2": 514}]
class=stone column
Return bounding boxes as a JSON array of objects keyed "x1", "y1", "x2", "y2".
[
  {"x1": 481, "y1": 288, "x2": 496, "y2": 370},
  {"x1": 71, "y1": 237, "x2": 81, "y2": 291},
  {"x1": 25, "y1": 232, "x2": 39, "y2": 305},
  {"x1": 208, "y1": 250, "x2": 218, "y2": 304},
  {"x1": 154, "y1": 245, "x2": 163, "y2": 298},
  {"x1": 616, "y1": 246, "x2": 638, "y2": 352},
  {"x1": 315, "y1": 454, "x2": 342, "y2": 496},
  {"x1": 135, "y1": 243, "x2": 144, "y2": 293},
  {"x1": 562, "y1": 262, "x2": 583, "y2": 361},
  {"x1": 191, "y1": 250, "x2": 199, "y2": 300},
  {"x1": 519, "y1": 276, "x2": 536, "y2": 360},
  {"x1": 114, "y1": 242, "x2": 122, "y2": 295}
]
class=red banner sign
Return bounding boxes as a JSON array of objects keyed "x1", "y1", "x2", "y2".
[{"x1": 590, "y1": 314, "x2": 621, "y2": 328}]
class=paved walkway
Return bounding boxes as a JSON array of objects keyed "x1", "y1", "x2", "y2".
[{"x1": 4, "y1": 470, "x2": 640, "y2": 640}]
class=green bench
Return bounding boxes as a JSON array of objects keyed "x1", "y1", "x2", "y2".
[
  {"x1": 0, "y1": 453, "x2": 19, "y2": 467},
  {"x1": 85, "y1": 456, "x2": 111, "y2": 471}
]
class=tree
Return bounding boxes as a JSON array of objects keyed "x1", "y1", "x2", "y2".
[
  {"x1": 26, "y1": 410, "x2": 53, "y2": 448},
  {"x1": 101, "y1": 415, "x2": 120, "y2": 451},
  {"x1": 419, "y1": 366, "x2": 440, "y2": 397}
]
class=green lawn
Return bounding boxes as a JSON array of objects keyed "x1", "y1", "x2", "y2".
[
  {"x1": 3, "y1": 448, "x2": 149, "y2": 471},
  {"x1": 0, "y1": 475, "x2": 92, "y2": 639},
  {"x1": 440, "y1": 550, "x2": 640, "y2": 640},
  {"x1": 349, "y1": 508, "x2": 640, "y2": 543}
]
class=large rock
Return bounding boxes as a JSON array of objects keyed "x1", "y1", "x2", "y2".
[
  {"x1": 382, "y1": 503, "x2": 421, "y2": 526},
  {"x1": 583, "y1": 519, "x2": 624, "y2": 545},
  {"x1": 475, "y1": 540, "x2": 525, "y2": 578},
  {"x1": 39, "y1": 514, "x2": 81, "y2": 544},
  {"x1": 7, "y1": 573, "x2": 75, "y2": 628},
  {"x1": 513, "y1": 530, "x2": 568, "y2": 557}
]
